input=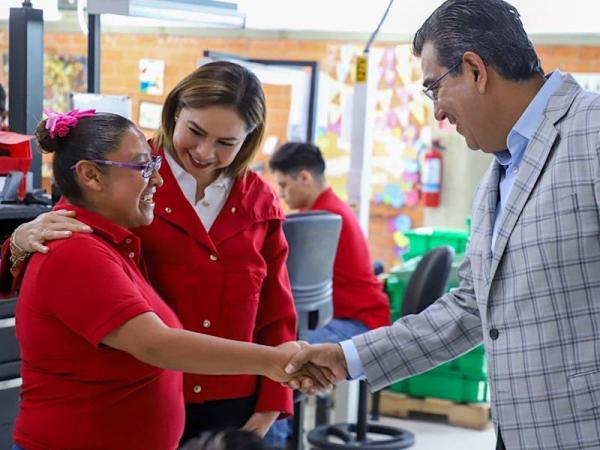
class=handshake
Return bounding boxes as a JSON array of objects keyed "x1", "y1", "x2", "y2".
[{"x1": 268, "y1": 341, "x2": 351, "y2": 394}]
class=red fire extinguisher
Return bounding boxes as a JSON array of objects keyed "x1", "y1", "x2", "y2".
[{"x1": 421, "y1": 139, "x2": 444, "y2": 207}]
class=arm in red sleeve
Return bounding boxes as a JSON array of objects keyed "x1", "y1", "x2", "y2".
[{"x1": 253, "y1": 219, "x2": 296, "y2": 417}]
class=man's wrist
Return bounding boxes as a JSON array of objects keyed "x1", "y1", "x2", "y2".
[
  {"x1": 339, "y1": 339, "x2": 366, "y2": 380},
  {"x1": 334, "y1": 343, "x2": 349, "y2": 379}
]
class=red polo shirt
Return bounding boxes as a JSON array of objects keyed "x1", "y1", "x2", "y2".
[
  {"x1": 13, "y1": 205, "x2": 185, "y2": 450},
  {"x1": 310, "y1": 188, "x2": 391, "y2": 329}
]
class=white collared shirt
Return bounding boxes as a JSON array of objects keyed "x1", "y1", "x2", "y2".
[{"x1": 164, "y1": 150, "x2": 233, "y2": 231}]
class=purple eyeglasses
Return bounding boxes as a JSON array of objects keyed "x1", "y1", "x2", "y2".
[{"x1": 72, "y1": 155, "x2": 162, "y2": 178}]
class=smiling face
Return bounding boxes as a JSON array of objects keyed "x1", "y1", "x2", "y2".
[
  {"x1": 421, "y1": 41, "x2": 495, "y2": 152},
  {"x1": 171, "y1": 106, "x2": 249, "y2": 186},
  {"x1": 97, "y1": 127, "x2": 163, "y2": 229}
]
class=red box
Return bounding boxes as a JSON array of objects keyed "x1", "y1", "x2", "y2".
[{"x1": 0, "y1": 131, "x2": 33, "y2": 200}]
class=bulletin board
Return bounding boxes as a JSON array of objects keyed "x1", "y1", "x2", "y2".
[{"x1": 316, "y1": 44, "x2": 433, "y2": 262}]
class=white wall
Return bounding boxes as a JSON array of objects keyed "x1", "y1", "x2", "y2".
[{"x1": 423, "y1": 130, "x2": 492, "y2": 229}]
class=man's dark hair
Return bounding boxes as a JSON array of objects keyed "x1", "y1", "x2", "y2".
[
  {"x1": 269, "y1": 142, "x2": 326, "y2": 182},
  {"x1": 412, "y1": 0, "x2": 544, "y2": 81}
]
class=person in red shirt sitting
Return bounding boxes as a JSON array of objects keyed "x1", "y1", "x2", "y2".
[
  {"x1": 9, "y1": 111, "x2": 325, "y2": 450},
  {"x1": 269, "y1": 142, "x2": 391, "y2": 340}
]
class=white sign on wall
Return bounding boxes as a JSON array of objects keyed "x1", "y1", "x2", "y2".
[{"x1": 70, "y1": 93, "x2": 132, "y2": 120}]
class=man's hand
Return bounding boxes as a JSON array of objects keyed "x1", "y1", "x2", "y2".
[
  {"x1": 283, "y1": 343, "x2": 348, "y2": 394},
  {"x1": 263, "y1": 341, "x2": 333, "y2": 391},
  {"x1": 265, "y1": 341, "x2": 334, "y2": 392},
  {"x1": 241, "y1": 411, "x2": 279, "y2": 437}
]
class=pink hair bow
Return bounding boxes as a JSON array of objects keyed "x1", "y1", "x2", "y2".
[{"x1": 44, "y1": 108, "x2": 96, "y2": 138}]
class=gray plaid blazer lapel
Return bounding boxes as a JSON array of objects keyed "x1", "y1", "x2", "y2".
[
  {"x1": 481, "y1": 162, "x2": 500, "y2": 284},
  {"x1": 488, "y1": 74, "x2": 580, "y2": 281}
]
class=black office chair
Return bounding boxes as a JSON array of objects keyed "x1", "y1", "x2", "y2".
[
  {"x1": 370, "y1": 245, "x2": 455, "y2": 421},
  {"x1": 401, "y1": 246, "x2": 455, "y2": 316},
  {"x1": 283, "y1": 211, "x2": 342, "y2": 450},
  {"x1": 307, "y1": 246, "x2": 455, "y2": 449}
]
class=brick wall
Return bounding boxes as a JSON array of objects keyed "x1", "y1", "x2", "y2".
[
  {"x1": 0, "y1": 29, "x2": 598, "y2": 268},
  {"x1": 536, "y1": 45, "x2": 600, "y2": 73}
]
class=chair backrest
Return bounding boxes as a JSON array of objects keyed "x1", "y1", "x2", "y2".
[
  {"x1": 401, "y1": 246, "x2": 454, "y2": 316},
  {"x1": 283, "y1": 211, "x2": 342, "y2": 339}
]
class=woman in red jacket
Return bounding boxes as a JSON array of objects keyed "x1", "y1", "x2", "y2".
[
  {"x1": 8, "y1": 61, "x2": 298, "y2": 445},
  {"x1": 12, "y1": 110, "x2": 311, "y2": 450}
]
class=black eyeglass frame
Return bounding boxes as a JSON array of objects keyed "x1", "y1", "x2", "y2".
[{"x1": 423, "y1": 61, "x2": 462, "y2": 101}]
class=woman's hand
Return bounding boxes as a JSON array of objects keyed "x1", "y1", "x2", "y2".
[
  {"x1": 13, "y1": 210, "x2": 92, "y2": 254},
  {"x1": 241, "y1": 411, "x2": 280, "y2": 437}
]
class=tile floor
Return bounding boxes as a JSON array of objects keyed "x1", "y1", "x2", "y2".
[{"x1": 377, "y1": 414, "x2": 496, "y2": 450}]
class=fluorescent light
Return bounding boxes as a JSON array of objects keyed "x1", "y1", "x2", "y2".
[
  {"x1": 130, "y1": 4, "x2": 243, "y2": 28},
  {"x1": 88, "y1": 0, "x2": 245, "y2": 28}
]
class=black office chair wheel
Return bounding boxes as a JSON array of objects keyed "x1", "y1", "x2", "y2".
[
  {"x1": 307, "y1": 423, "x2": 415, "y2": 449},
  {"x1": 306, "y1": 380, "x2": 414, "y2": 450}
]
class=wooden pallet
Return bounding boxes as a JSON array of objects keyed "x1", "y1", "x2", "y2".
[{"x1": 378, "y1": 391, "x2": 491, "y2": 430}]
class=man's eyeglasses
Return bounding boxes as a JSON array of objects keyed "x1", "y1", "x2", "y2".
[
  {"x1": 72, "y1": 155, "x2": 162, "y2": 178},
  {"x1": 423, "y1": 62, "x2": 461, "y2": 101}
]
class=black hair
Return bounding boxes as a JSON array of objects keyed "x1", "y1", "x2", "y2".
[
  {"x1": 180, "y1": 429, "x2": 268, "y2": 450},
  {"x1": 412, "y1": 0, "x2": 544, "y2": 81},
  {"x1": 35, "y1": 112, "x2": 137, "y2": 201},
  {"x1": 269, "y1": 141, "x2": 326, "y2": 182}
]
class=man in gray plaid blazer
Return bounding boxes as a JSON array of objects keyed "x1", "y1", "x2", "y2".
[{"x1": 286, "y1": 1, "x2": 600, "y2": 448}]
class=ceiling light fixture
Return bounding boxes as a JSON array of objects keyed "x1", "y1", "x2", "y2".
[{"x1": 87, "y1": 0, "x2": 245, "y2": 28}]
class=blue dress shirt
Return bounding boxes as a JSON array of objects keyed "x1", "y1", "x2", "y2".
[
  {"x1": 491, "y1": 70, "x2": 562, "y2": 248},
  {"x1": 342, "y1": 71, "x2": 563, "y2": 380}
]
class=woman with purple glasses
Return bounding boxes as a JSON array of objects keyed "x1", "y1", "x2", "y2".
[
  {"x1": 6, "y1": 110, "x2": 325, "y2": 450},
  {"x1": 3, "y1": 61, "x2": 317, "y2": 449}
]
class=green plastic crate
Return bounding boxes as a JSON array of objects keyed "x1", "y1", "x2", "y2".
[
  {"x1": 407, "y1": 369, "x2": 489, "y2": 403},
  {"x1": 402, "y1": 227, "x2": 469, "y2": 261},
  {"x1": 446, "y1": 253, "x2": 465, "y2": 291},
  {"x1": 384, "y1": 257, "x2": 420, "y2": 314},
  {"x1": 387, "y1": 352, "x2": 488, "y2": 402},
  {"x1": 456, "y1": 346, "x2": 487, "y2": 376},
  {"x1": 388, "y1": 378, "x2": 409, "y2": 394},
  {"x1": 385, "y1": 225, "x2": 489, "y2": 403}
]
